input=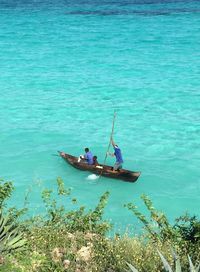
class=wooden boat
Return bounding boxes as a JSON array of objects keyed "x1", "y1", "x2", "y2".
[{"x1": 58, "y1": 151, "x2": 141, "y2": 183}]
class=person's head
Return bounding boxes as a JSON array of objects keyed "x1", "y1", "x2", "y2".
[
  {"x1": 93, "y1": 155, "x2": 97, "y2": 161},
  {"x1": 85, "y1": 148, "x2": 89, "y2": 153}
]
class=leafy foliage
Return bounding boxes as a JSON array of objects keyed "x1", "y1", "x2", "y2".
[
  {"x1": 157, "y1": 250, "x2": 200, "y2": 272},
  {"x1": 0, "y1": 178, "x2": 200, "y2": 272},
  {"x1": 174, "y1": 215, "x2": 200, "y2": 243},
  {"x1": 125, "y1": 195, "x2": 200, "y2": 270},
  {"x1": 127, "y1": 249, "x2": 200, "y2": 272},
  {"x1": 41, "y1": 178, "x2": 111, "y2": 235},
  {"x1": 125, "y1": 195, "x2": 200, "y2": 247},
  {"x1": 0, "y1": 210, "x2": 26, "y2": 256},
  {"x1": 0, "y1": 179, "x2": 14, "y2": 208},
  {"x1": 125, "y1": 194, "x2": 178, "y2": 241}
]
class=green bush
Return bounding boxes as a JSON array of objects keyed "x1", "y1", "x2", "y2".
[
  {"x1": 0, "y1": 179, "x2": 14, "y2": 208},
  {"x1": 127, "y1": 248, "x2": 200, "y2": 272},
  {"x1": 39, "y1": 177, "x2": 111, "y2": 235},
  {"x1": 0, "y1": 178, "x2": 200, "y2": 272},
  {"x1": 0, "y1": 210, "x2": 26, "y2": 266}
]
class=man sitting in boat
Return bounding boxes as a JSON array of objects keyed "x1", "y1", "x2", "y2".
[
  {"x1": 107, "y1": 137, "x2": 123, "y2": 171},
  {"x1": 82, "y1": 147, "x2": 93, "y2": 165},
  {"x1": 93, "y1": 155, "x2": 99, "y2": 166}
]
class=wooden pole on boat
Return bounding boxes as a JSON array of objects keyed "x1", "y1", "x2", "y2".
[{"x1": 99, "y1": 110, "x2": 116, "y2": 179}]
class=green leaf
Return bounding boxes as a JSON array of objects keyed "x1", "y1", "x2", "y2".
[
  {"x1": 188, "y1": 256, "x2": 198, "y2": 272},
  {"x1": 126, "y1": 262, "x2": 139, "y2": 272},
  {"x1": 0, "y1": 210, "x2": 26, "y2": 255},
  {"x1": 171, "y1": 248, "x2": 182, "y2": 272},
  {"x1": 157, "y1": 250, "x2": 173, "y2": 272}
]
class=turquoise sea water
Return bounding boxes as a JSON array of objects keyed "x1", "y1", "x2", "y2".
[{"x1": 0, "y1": 0, "x2": 200, "y2": 233}]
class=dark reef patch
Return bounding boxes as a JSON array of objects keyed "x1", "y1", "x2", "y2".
[{"x1": 65, "y1": 8, "x2": 200, "y2": 17}]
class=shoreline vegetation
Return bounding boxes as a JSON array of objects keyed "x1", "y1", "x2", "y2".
[{"x1": 0, "y1": 178, "x2": 199, "y2": 271}]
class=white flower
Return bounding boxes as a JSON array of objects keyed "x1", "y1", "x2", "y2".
[
  {"x1": 76, "y1": 245, "x2": 93, "y2": 262},
  {"x1": 63, "y1": 259, "x2": 70, "y2": 269}
]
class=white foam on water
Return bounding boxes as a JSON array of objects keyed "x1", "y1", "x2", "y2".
[{"x1": 87, "y1": 174, "x2": 99, "y2": 180}]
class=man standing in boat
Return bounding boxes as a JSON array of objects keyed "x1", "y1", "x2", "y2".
[{"x1": 107, "y1": 137, "x2": 123, "y2": 171}]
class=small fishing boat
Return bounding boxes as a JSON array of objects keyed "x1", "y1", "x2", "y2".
[{"x1": 58, "y1": 151, "x2": 141, "y2": 183}]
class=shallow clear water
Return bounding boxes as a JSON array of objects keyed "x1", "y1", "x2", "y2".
[{"x1": 0, "y1": 0, "x2": 200, "y2": 233}]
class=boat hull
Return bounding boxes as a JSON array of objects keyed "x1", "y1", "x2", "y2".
[{"x1": 58, "y1": 152, "x2": 141, "y2": 183}]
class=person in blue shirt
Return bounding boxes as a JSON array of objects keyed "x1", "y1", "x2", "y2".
[
  {"x1": 107, "y1": 137, "x2": 123, "y2": 171},
  {"x1": 83, "y1": 148, "x2": 93, "y2": 165}
]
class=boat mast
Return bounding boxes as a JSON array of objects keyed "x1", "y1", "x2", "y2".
[{"x1": 99, "y1": 110, "x2": 116, "y2": 178}]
